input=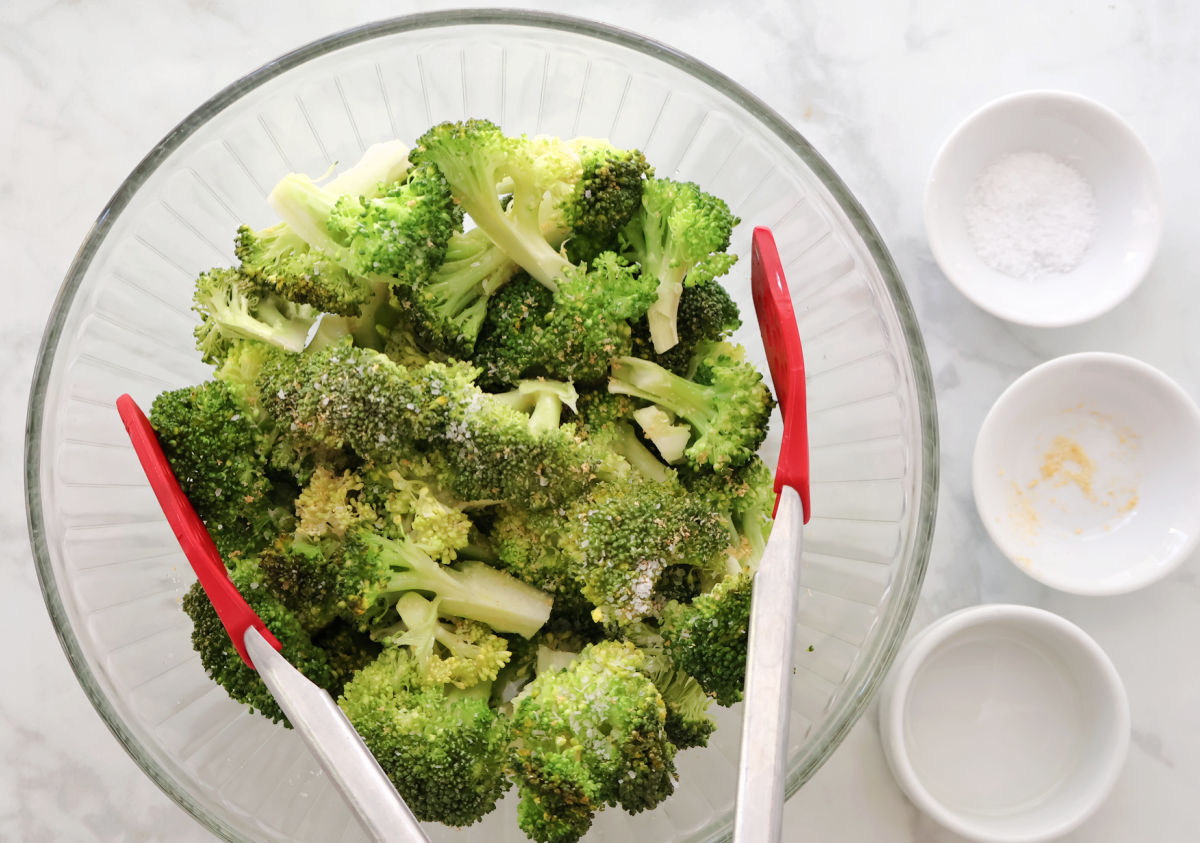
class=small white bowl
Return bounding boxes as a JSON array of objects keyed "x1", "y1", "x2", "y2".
[
  {"x1": 925, "y1": 90, "x2": 1162, "y2": 326},
  {"x1": 878, "y1": 605, "x2": 1129, "y2": 843},
  {"x1": 973, "y1": 352, "x2": 1200, "y2": 595}
]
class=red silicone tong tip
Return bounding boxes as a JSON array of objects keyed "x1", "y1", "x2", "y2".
[
  {"x1": 116, "y1": 394, "x2": 280, "y2": 668},
  {"x1": 750, "y1": 227, "x2": 811, "y2": 523}
]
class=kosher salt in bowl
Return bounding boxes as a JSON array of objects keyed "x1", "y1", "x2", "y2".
[
  {"x1": 26, "y1": 11, "x2": 937, "y2": 843},
  {"x1": 973, "y1": 352, "x2": 1200, "y2": 595},
  {"x1": 925, "y1": 90, "x2": 1162, "y2": 327}
]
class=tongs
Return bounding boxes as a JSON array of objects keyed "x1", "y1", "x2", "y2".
[
  {"x1": 116, "y1": 395, "x2": 430, "y2": 843},
  {"x1": 733, "y1": 227, "x2": 811, "y2": 843}
]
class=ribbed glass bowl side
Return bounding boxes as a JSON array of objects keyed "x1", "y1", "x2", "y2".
[{"x1": 26, "y1": 11, "x2": 937, "y2": 843}]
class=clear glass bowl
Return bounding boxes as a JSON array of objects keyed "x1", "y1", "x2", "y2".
[{"x1": 25, "y1": 11, "x2": 937, "y2": 843}]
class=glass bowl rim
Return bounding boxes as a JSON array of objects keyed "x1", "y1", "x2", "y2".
[{"x1": 24, "y1": 9, "x2": 939, "y2": 842}]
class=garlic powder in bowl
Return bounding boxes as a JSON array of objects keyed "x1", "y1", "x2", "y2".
[{"x1": 973, "y1": 353, "x2": 1200, "y2": 595}]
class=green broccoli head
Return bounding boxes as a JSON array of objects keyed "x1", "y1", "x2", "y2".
[
  {"x1": 561, "y1": 477, "x2": 732, "y2": 626},
  {"x1": 266, "y1": 161, "x2": 460, "y2": 285},
  {"x1": 383, "y1": 592, "x2": 511, "y2": 689},
  {"x1": 470, "y1": 253, "x2": 657, "y2": 388},
  {"x1": 191, "y1": 267, "x2": 318, "y2": 366},
  {"x1": 609, "y1": 341, "x2": 775, "y2": 473},
  {"x1": 182, "y1": 557, "x2": 346, "y2": 725},
  {"x1": 235, "y1": 222, "x2": 375, "y2": 316},
  {"x1": 631, "y1": 277, "x2": 743, "y2": 375},
  {"x1": 413, "y1": 119, "x2": 577, "y2": 290},
  {"x1": 557, "y1": 139, "x2": 653, "y2": 264},
  {"x1": 149, "y1": 379, "x2": 294, "y2": 559},
  {"x1": 392, "y1": 226, "x2": 519, "y2": 358},
  {"x1": 491, "y1": 505, "x2": 578, "y2": 595},
  {"x1": 337, "y1": 530, "x2": 553, "y2": 639},
  {"x1": 621, "y1": 178, "x2": 740, "y2": 353},
  {"x1": 471, "y1": 273, "x2": 554, "y2": 389},
  {"x1": 660, "y1": 572, "x2": 753, "y2": 706},
  {"x1": 509, "y1": 640, "x2": 677, "y2": 843},
  {"x1": 338, "y1": 647, "x2": 511, "y2": 826},
  {"x1": 681, "y1": 456, "x2": 776, "y2": 567}
]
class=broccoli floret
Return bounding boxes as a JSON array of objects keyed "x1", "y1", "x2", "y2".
[
  {"x1": 608, "y1": 341, "x2": 775, "y2": 472},
  {"x1": 509, "y1": 640, "x2": 676, "y2": 843},
  {"x1": 339, "y1": 530, "x2": 552, "y2": 638},
  {"x1": 413, "y1": 119, "x2": 578, "y2": 290},
  {"x1": 631, "y1": 277, "x2": 742, "y2": 375},
  {"x1": 235, "y1": 222, "x2": 376, "y2": 316},
  {"x1": 383, "y1": 592, "x2": 511, "y2": 688},
  {"x1": 149, "y1": 379, "x2": 294, "y2": 559},
  {"x1": 182, "y1": 557, "x2": 345, "y2": 725},
  {"x1": 360, "y1": 460, "x2": 476, "y2": 562},
  {"x1": 435, "y1": 383, "x2": 606, "y2": 511},
  {"x1": 561, "y1": 476, "x2": 732, "y2": 626},
  {"x1": 660, "y1": 572, "x2": 753, "y2": 706},
  {"x1": 256, "y1": 535, "x2": 346, "y2": 633},
  {"x1": 338, "y1": 647, "x2": 510, "y2": 826},
  {"x1": 621, "y1": 178, "x2": 739, "y2": 353},
  {"x1": 310, "y1": 617, "x2": 383, "y2": 683},
  {"x1": 191, "y1": 267, "x2": 319, "y2": 366},
  {"x1": 267, "y1": 161, "x2": 461, "y2": 285},
  {"x1": 470, "y1": 253, "x2": 657, "y2": 387},
  {"x1": 393, "y1": 226, "x2": 519, "y2": 357},
  {"x1": 552, "y1": 139, "x2": 653, "y2": 264},
  {"x1": 471, "y1": 273, "x2": 553, "y2": 388},
  {"x1": 681, "y1": 456, "x2": 776, "y2": 566},
  {"x1": 256, "y1": 342, "x2": 475, "y2": 455},
  {"x1": 574, "y1": 390, "x2": 673, "y2": 483},
  {"x1": 491, "y1": 506, "x2": 577, "y2": 595},
  {"x1": 293, "y1": 466, "x2": 376, "y2": 540},
  {"x1": 258, "y1": 343, "x2": 607, "y2": 510},
  {"x1": 622, "y1": 621, "x2": 716, "y2": 749}
]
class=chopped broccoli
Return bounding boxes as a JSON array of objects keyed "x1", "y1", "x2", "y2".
[
  {"x1": 191, "y1": 267, "x2": 318, "y2": 366},
  {"x1": 393, "y1": 226, "x2": 519, "y2": 357},
  {"x1": 609, "y1": 341, "x2": 775, "y2": 472},
  {"x1": 148, "y1": 125, "x2": 777, "y2": 842},
  {"x1": 266, "y1": 161, "x2": 461, "y2": 286},
  {"x1": 149, "y1": 379, "x2": 294, "y2": 559},
  {"x1": 338, "y1": 647, "x2": 510, "y2": 826},
  {"x1": 660, "y1": 572, "x2": 753, "y2": 706},
  {"x1": 339, "y1": 530, "x2": 553, "y2": 638},
  {"x1": 471, "y1": 253, "x2": 657, "y2": 387},
  {"x1": 413, "y1": 120, "x2": 578, "y2": 290},
  {"x1": 630, "y1": 277, "x2": 743, "y2": 374},
  {"x1": 182, "y1": 556, "x2": 347, "y2": 724},
  {"x1": 621, "y1": 178, "x2": 739, "y2": 353},
  {"x1": 384, "y1": 592, "x2": 511, "y2": 688},
  {"x1": 509, "y1": 640, "x2": 676, "y2": 843},
  {"x1": 293, "y1": 466, "x2": 375, "y2": 540},
  {"x1": 561, "y1": 476, "x2": 732, "y2": 626}
]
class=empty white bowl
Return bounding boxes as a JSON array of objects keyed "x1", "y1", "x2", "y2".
[
  {"x1": 973, "y1": 352, "x2": 1200, "y2": 595},
  {"x1": 878, "y1": 605, "x2": 1129, "y2": 843},
  {"x1": 925, "y1": 90, "x2": 1162, "y2": 326}
]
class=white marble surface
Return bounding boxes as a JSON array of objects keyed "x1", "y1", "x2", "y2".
[{"x1": 4, "y1": 1, "x2": 1200, "y2": 840}]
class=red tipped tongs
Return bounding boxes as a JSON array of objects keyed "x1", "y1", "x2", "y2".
[
  {"x1": 116, "y1": 395, "x2": 430, "y2": 843},
  {"x1": 733, "y1": 227, "x2": 811, "y2": 843}
]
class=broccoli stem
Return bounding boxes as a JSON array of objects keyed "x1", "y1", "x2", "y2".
[
  {"x1": 369, "y1": 535, "x2": 552, "y2": 638},
  {"x1": 459, "y1": 183, "x2": 570, "y2": 292},
  {"x1": 611, "y1": 423, "x2": 672, "y2": 484},
  {"x1": 608, "y1": 357, "x2": 714, "y2": 433},
  {"x1": 324, "y1": 140, "x2": 410, "y2": 197},
  {"x1": 646, "y1": 265, "x2": 687, "y2": 354},
  {"x1": 268, "y1": 174, "x2": 343, "y2": 256}
]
